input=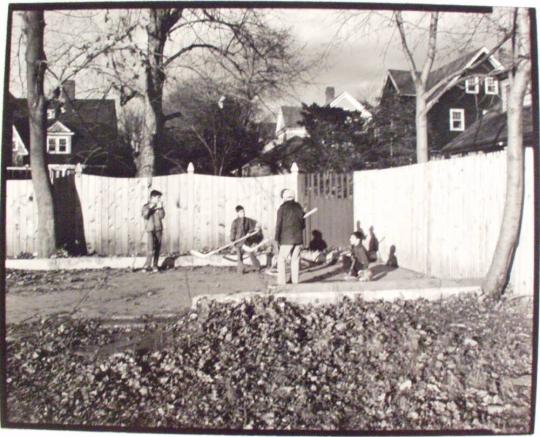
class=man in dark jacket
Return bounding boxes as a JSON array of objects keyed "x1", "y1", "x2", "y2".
[
  {"x1": 275, "y1": 188, "x2": 305, "y2": 284},
  {"x1": 142, "y1": 189, "x2": 165, "y2": 272},
  {"x1": 230, "y1": 205, "x2": 262, "y2": 273}
]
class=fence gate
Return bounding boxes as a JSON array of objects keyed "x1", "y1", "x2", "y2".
[{"x1": 300, "y1": 172, "x2": 354, "y2": 250}]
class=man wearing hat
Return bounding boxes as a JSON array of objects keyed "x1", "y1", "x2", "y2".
[
  {"x1": 274, "y1": 188, "x2": 305, "y2": 284},
  {"x1": 141, "y1": 189, "x2": 165, "y2": 272}
]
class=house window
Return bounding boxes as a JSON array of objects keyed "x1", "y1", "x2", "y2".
[
  {"x1": 485, "y1": 77, "x2": 499, "y2": 95},
  {"x1": 47, "y1": 136, "x2": 71, "y2": 154},
  {"x1": 47, "y1": 109, "x2": 56, "y2": 119},
  {"x1": 58, "y1": 138, "x2": 67, "y2": 153},
  {"x1": 465, "y1": 77, "x2": 479, "y2": 94},
  {"x1": 449, "y1": 109, "x2": 465, "y2": 131}
]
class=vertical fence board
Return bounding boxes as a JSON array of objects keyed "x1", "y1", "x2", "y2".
[{"x1": 354, "y1": 150, "x2": 534, "y2": 295}]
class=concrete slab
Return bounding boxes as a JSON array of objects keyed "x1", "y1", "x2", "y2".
[{"x1": 192, "y1": 277, "x2": 483, "y2": 307}]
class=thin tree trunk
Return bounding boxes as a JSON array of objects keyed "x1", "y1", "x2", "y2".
[
  {"x1": 23, "y1": 11, "x2": 57, "y2": 257},
  {"x1": 415, "y1": 91, "x2": 429, "y2": 163},
  {"x1": 482, "y1": 8, "x2": 531, "y2": 299}
]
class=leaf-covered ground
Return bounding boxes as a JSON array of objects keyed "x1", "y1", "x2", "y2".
[{"x1": 6, "y1": 294, "x2": 533, "y2": 432}]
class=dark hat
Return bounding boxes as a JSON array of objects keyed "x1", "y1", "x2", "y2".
[
  {"x1": 235, "y1": 205, "x2": 244, "y2": 212},
  {"x1": 150, "y1": 189, "x2": 162, "y2": 197}
]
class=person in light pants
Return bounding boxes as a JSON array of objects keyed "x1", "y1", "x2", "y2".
[{"x1": 275, "y1": 188, "x2": 305, "y2": 284}]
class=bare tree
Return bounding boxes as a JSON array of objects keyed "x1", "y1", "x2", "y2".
[
  {"x1": 395, "y1": 11, "x2": 439, "y2": 163},
  {"x1": 22, "y1": 11, "x2": 56, "y2": 256},
  {"x1": 482, "y1": 7, "x2": 532, "y2": 300},
  {"x1": 102, "y1": 8, "x2": 310, "y2": 177}
]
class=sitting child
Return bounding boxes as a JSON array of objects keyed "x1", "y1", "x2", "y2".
[
  {"x1": 301, "y1": 230, "x2": 328, "y2": 265},
  {"x1": 342, "y1": 231, "x2": 373, "y2": 281}
]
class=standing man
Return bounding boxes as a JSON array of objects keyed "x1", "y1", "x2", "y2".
[
  {"x1": 230, "y1": 205, "x2": 262, "y2": 274},
  {"x1": 142, "y1": 189, "x2": 165, "y2": 272},
  {"x1": 275, "y1": 188, "x2": 305, "y2": 284}
]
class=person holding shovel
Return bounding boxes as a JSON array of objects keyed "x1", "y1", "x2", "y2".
[
  {"x1": 141, "y1": 189, "x2": 165, "y2": 273},
  {"x1": 275, "y1": 188, "x2": 305, "y2": 285},
  {"x1": 230, "y1": 205, "x2": 262, "y2": 274}
]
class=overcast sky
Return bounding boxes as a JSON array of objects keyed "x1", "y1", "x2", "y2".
[
  {"x1": 265, "y1": 7, "x2": 501, "y2": 107},
  {"x1": 8, "y1": 5, "x2": 507, "y2": 117}
]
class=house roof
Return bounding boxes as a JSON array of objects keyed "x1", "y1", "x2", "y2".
[
  {"x1": 279, "y1": 106, "x2": 304, "y2": 130},
  {"x1": 387, "y1": 48, "x2": 501, "y2": 98},
  {"x1": 258, "y1": 121, "x2": 277, "y2": 139},
  {"x1": 329, "y1": 91, "x2": 372, "y2": 117},
  {"x1": 11, "y1": 96, "x2": 118, "y2": 148},
  {"x1": 441, "y1": 107, "x2": 535, "y2": 154}
]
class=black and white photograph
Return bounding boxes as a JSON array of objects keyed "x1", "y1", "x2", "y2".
[{"x1": 0, "y1": 0, "x2": 538, "y2": 435}]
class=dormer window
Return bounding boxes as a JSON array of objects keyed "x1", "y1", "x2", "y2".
[
  {"x1": 465, "y1": 77, "x2": 480, "y2": 94},
  {"x1": 47, "y1": 136, "x2": 71, "y2": 154},
  {"x1": 47, "y1": 108, "x2": 56, "y2": 119},
  {"x1": 485, "y1": 77, "x2": 499, "y2": 95}
]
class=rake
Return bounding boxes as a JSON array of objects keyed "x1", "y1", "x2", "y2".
[{"x1": 189, "y1": 230, "x2": 259, "y2": 259}]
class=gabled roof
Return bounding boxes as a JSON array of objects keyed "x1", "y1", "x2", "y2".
[
  {"x1": 48, "y1": 120, "x2": 74, "y2": 135},
  {"x1": 386, "y1": 47, "x2": 503, "y2": 98},
  {"x1": 12, "y1": 125, "x2": 29, "y2": 155},
  {"x1": 329, "y1": 91, "x2": 372, "y2": 117},
  {"x1": 441, "y1": 107, "x2": 535, "y2": 154}
]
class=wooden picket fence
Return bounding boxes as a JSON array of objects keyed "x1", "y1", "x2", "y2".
[
  {"x1": 354, "y1": 148, "x2": 535, "y2": 295},
  {"x1": 6, "y1": 169, "x2": 298, "y2": 257},
  {"x1": 300, "y1": 172, "x2": 354, "y2": 249}
]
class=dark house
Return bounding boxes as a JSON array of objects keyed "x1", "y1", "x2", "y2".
[
  {"x1": 8, "y1": 80, "x2": 118, "y2": 176},
  {"x1": 381, "y1": 47, "x2": 506, "y2": 152},
  {"x1": 440, "y1": 106, "x2": 535, "y2": 155}
]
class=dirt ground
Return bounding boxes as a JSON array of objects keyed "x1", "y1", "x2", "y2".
[
  {"x1": 5, "y1": 266, "x2": 272, "y2": 324},
  {"x1": 5, "y1": 262, "x2": 428, "y2": 325}
]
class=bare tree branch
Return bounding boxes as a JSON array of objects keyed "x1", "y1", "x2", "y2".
[{"x1": 395, "y1": 11, "x2": 420, "y2": 84}]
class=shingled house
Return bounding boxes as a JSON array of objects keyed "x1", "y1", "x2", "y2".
[
  {"x1": 381, "y1": 47, "x2": 506, "y2": 152},
  {"x1": 7, "y1": 80, "x2": 118, "y2": 178},
  {"x1": 440, "y1": 106, "x2": 535, "y2": 156}
]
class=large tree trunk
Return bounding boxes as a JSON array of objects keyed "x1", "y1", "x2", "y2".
[
  {"x1": 482, "y1": 8, "x2": 531, "y2": 300},
  {"x1": 136, "y1": 9, "x2": 181, "y2": 177},
  {"x1": 415, "y1": 91, "x2": 429, "y2": 163},
  {"x1": 23, "y1": 11, "x2": 57, "y2": 257},
  {"x1": 137, "y1": 93, "x2": 159, "y2": 178}
]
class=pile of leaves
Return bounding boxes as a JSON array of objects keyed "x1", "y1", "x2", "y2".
[{"x1": 6, "y1": 294, "x2": 532, "y2": 432}]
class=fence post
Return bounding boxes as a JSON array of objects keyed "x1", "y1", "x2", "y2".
[
  {"x1": 186, "y1": 162, "x2": 195, "y2": 251},
  {"x1": 290, "y1": 162, "x2": 301, "y2": 201}
]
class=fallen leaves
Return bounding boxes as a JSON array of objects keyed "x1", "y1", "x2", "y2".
[{"x1": 5, "y1": 294, "x2": 533, "y2": 432}]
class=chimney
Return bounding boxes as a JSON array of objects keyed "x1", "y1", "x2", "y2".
[
  {"x1": 325, "y1": 86, "x2": 335, "y2": 105},
  {"x1": 62, "y1": 80, "x2": 76, "y2": 102}
]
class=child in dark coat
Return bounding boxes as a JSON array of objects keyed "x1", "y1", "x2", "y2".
[
  {"x1": 230, "y1": 205, "x2": 262, "y2": 273},
  {"x1": 142, "y1": 190, "x2": 165, "y2": 272},
  {"x1": 342, "y1": 231, "x2": 372, "y2": 281}
]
